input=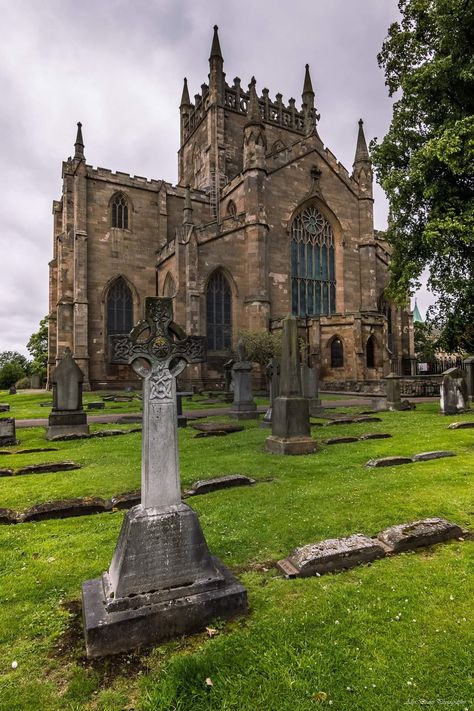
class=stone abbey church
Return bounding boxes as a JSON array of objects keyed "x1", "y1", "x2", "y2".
[{"x1": 48, "y1": 26, "x2": 415, "y2": 390}]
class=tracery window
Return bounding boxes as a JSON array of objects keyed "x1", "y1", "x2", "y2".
[
  {"x1": 290, "y1": 206, "x2": 335, "y2": 317},
  {"x1": 330, "y1": 337, "x2": 344, "y2": 368},
  {"x1": 111, "y1": 193, "x2": 129, "y2": 229},
  {"x1": 366, "y1": 335, "x2": 376, "y2": 368},
  {"x1": 107, "y1": 277, "x2": 133, "y2": 336},
  {"x1": 206, "y1": 271, "x2": 232, "y2": 351}
]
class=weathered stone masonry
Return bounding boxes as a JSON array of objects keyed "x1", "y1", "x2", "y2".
[{"x1": 48, "y1": 26, "x2": 415, "y2": 390}]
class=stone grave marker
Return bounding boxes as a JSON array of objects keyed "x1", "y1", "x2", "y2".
[
  {"x1": 384, "y1": 372, "x2": 403, "y2": 411},
  {"x1": 8, "y1": 385, "x2": 16, "y2": 395},
  {"x1": 266, "y1": 315, "x2": 316, "y2": 455},
  {"x1": 223, "y1": 358, "x2": 235, "y2": 402},
  {"x1": 463, "y1": 356, "x2": 474, "y2": 399},
  {"x1": 82, "y1": 297, "x2": 247, "y2": 658},
  {"x1": 30, "y1": 374, "x2": 41, "y2": 389},
  {"x1": 0, "y1": 404, "x2": 10, "y2": 413},
  {"x1": 229, "y1": 340, "x2": 258, "y2": 420},
  {"x1": 0, "y1": 418, "x2": 16, "y2": 446},
  {"x1": 46, "y1": 349, "x2": 89, "y2": 440},
  {"x1": 278, "y1": 534, "x2": 385, "y2": 577},
  {"x1": 440, "y1": 367, "x2": 469, "y2": 415},
  {"x1": 262, "y1": 357, "x2": 279, "y2": 427},
  {"x1": 300, "y1": 348, "x2": 322, "y2": 416},
  {"x1": 377, "y1": 518, "x2": 462, "y2": 552}
]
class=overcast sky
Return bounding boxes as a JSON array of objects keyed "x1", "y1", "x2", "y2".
[{"x1": 0, "y1": 0, "x2": 433, "y2": 356}]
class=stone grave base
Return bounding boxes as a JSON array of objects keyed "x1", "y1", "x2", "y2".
[
  {"x1": 46, "y1": 411, "x2": 89, "y2": 440},
  {"x1": 229, "y1": 402, "x2": 258, "y2": 420},
  {"x1": 308, "y1": 399, "x2": 324, "y2": 417},
  {"x1": 82, "y1": 503, "x2": 247, "y2": 657},
  {"x1": 82, "y1": 558, "x2": 247, "y2": 658},
  {"x1": 266, "y1": 435, "x2": 316, "y2": 455}
]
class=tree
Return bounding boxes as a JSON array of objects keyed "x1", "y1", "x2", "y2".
[
  {"x1": 414, "y1": 321, "x2": 437, "y2": 361},
  {"x1": 0, "y1": 361, "x2": 26, "y2": 389},
  {"x1": 0, "y1": 351, "x2": 29, "y2": 372},
  {"x1": 371, "y1": 0, "x2": 474, "y2": 353},
  {"x1": 26, "y1": 316, "x2": 49, "y2": 379},
  {"x1": 237, "y1": 331, "x2": 281, "y2": 366}
]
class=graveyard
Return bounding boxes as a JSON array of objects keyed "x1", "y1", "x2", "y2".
[{"x1": 0, "y1": 374, "x2": 472, "y2": 709}]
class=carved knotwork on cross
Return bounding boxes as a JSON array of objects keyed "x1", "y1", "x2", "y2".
[{"x1": 110, "y1": 297, "x2": 206, "y2": 399}]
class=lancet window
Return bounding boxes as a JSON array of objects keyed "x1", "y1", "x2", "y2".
[
  {"x1": 366, "y1": 335, "x2": 376, "y2": 368},
  {"x1": 290, "y1": 206, "x2": 336, "y2": 317},
  {"x1": 206, "y1": 271, "x2": 232, "y2": 351},
  {"x1": 330, "y1": 337, "x2": 344, "y2": 368},
  {"x1": 111, "y1": 193, "x2": 129, "y2": 229},
  {"x1": 107, "y1": 277, "x2": 133, "y2": 336}
]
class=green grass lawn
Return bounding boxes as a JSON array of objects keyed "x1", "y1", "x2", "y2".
[{"x1": 0, "y1": 402, "x2": 472, "y2": 710}]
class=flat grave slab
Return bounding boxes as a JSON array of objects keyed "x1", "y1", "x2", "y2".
[
  {"x1": 12, "y1": 461, "x2": 81, "y2": 476},
  {"x1": 448, "y1": 421, "x2": 474, "y2": 429},
  {"x1": 359, "y1": 433, "x2": 392, "y2": 440},
  {"x1": 377, "y1": 518, "x2": 463, "y2": 553},
  {"x1": 185, "y1": 474, "x2": 255, "y2": 496},
  {"x1": 0, "y1": 508, "x2": 18, "y2": 524},
  {"x1": 0, "y1": 404, "x2": 10, "y2": 412},
  {"x1": 191, "y1": 422, "x2": 244, "y2": 434},
  {"x1": 23, "y1": 496, "x2": 110, "y2": 522},
  {"x1": 412, "y1": 450, "x2": 456, "y2": 461},
  {"x1": 87, "y1": 402, "x2": 105, "y2": 410},
  {"x1": 366, "y1": 456, "x2": 413, "y2": 467},
  {"x1": 278, "y1": 534, "x2": 385, "y2": 577},
  {"x1": 110, "y1": 491, "x2": 141, "y2": 509},
  {"x1": 324, "y1": 436, "x2": 359, "y2": 445},
  {"x1": 0, "y1": 468, "x2": 14, "y2": 477}
]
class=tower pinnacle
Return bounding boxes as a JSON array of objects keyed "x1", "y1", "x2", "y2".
[
  {"x1": 246, "y1": 77, "x2": 262, "y2": 125},
  {"x1": 74, "y1": 122, "x2": 84, "y2": 160},
  {"x1": 180, "y1": 77, "x2": 191, "y2": 108},
  {"x1": 353, "y1": 118, "x2": 370, "y2": 168},
  {"x1": 302, "y1": 64, "x2": 314, "y2": 97},
  {"x1": 209, "y1": 25, "x2": 223, "y2": 60}
]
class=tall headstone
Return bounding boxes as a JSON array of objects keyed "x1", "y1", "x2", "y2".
[
  {"x1": 384, "y1": 372, "x2": 402, "y2": 411},
  {"x1": 266, "y1": 315, "x2": 316, "y2": 455},
  {"x1": 82, "y1": 297, "x2": 247, "y2": 658},
  {"x1": 30, "y1": 374, "x2": 41, "y2": 389},
  {"x1": 463, "y1": 356, "x2": 474, "y2": 400},
  {"x1": 300, "y1": 361, "x2": 322, "y2": 416},
  {"x1": 262, "y1": 357, "x2": 280, "y2": 427},
  {"x1": 229, "y1": 340, "x2": 258, "y2": 419},
  {"x1": 46, "y1": 349, "x2": 89, "y2": 440},
  {"x1": 440, "y1": 367, "x2": 469, "y2": 415},
  {"x1": 223, "y1": 358, "x2": 235, "y2": 403}
]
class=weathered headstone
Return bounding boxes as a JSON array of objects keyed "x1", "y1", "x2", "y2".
[
  {"x1": 262, "y1": 357, "x2": 279, "y2": 427},
  {"x1": 0, "y1": 418, "x2": 16, "y2": 446},
  {"x1": 384, "y1": 372, "x2": 402, "y2": 411},
  {"x1": 278, "y1": 534, "x2": 385, "y2": 577},
  {"x1": 377, "y1": 518, "x2": 462, "y2": 552},
  {"x1": 46, "y1": 349, "x2": 89, "y2": 440},
  {"x1": 30, "y1": 374, "x2": 41, "y2": 389},
  {"x1": 300, "y1": 360, "x2": 322, "y2": 416},
  {"x1": 463, "y1": 355, "x2": 474, "y2": 399},
  {"x1": 8, "y1": 385, "x2": 16, "y2": 395},
  {"x1": 229, "y1": 340, "x2": 258, "y2": 420},
  {"x1": 266, "y1": 315, "x2": 316, "y2": 455},
  {"x1": 223, "y1": 358, "x2": 235, "y2": 402},
  {"x1": 440, "y1": 367, "x2": 469, "y2": 415},
  {"x1": 82, "y1": 297, "x2": 247, "y2": 658}
]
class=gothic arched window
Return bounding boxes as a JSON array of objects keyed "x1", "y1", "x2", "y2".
[
  {"x1": 366, "y1": 335, "x2": 376, "y2": 368},
  {"x1": 111, "y1": 193, "x2": 129, "y2": 229},
  {"x1": 107, "y1": 277, "x2": 133, "y2": 336},
  {"x1": 330, "y1": 337, "x2": 344, "y2": 368},
  {"x1": 290, "y1": 205, "x2": 336, "y2": 317},
  {"x1": 206, "y1": 271, "x2": 232, "y2": 351}
]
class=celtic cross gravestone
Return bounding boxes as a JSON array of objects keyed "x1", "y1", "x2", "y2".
[{"x1": 82, "y1": 297, "x2": 247, "y2": 657}]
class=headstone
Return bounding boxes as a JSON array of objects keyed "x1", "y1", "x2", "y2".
[
  {"x1": 262, "y1": 357, "x2": 279, "y2": 427},
  {"x1": 223, "y1": 359, "x2": 235, "y2": 403},
  {"x1": 82, "y1": 297, "x2": 247, "y2": 658},
  {"x1": 0, "y1": 418, "x2": 16, "y2": 446},
  {"x1": 377, "y1": 518, "x2": 462, "y2": 553},
  {"x1": 229, "y1": 340, "x2": 258, "y2": 420},
  {"x1": 9, "y1": 385, "x2": 16, "y2": 395},
  {"x1": 300, "y1": 362, "x2": 323, "y2": 416},
  {"x1": 463, "y1": 356, "x2": 474, "y2": 399},
  {"x1": 278, "y1": 534, "x2": 385, "y2": 577},
  {"x1": 266, "y1": 315, "x2": 316, "y2": 455},
  {"x1": 384, "y1": 373, "x2": 402, "y2": 411},
  {"x1": 46, "y1": 349, "x2": 89, "y2": 440},
  {"x1": 86, "y1": 401, "x2": 105, "y2": 410},
  {"x1": 440, "y1": 367, "x2": 469, "y2": 415},
  {"x1": 176, "y1": 391, "x2": 192, "y2": 428},
  {"x1": 30, "y1": 374, "x2": 41, "y2": 389}
]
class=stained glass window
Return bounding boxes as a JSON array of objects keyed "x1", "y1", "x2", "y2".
[
  {"x1": 111, "y1": 193, "x2": 129, "y2": 229},
  {"x1": 107, "y1": 278, "x2": 133, "y2": 336},
  {"x1": 206, "y1": 271, "x2": 232, "y2": 351},
  {"x1": 330, "y1": 337, "x2": 344, "y2": 368},
  {"x1": 290, "y1": 206, "x2": 335, "y2": 317}
]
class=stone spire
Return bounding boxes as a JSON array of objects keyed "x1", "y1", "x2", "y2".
[
  {"x1": 209, "y1": 24, "x2": 223, "y2": 60},
  {"x1": 302, "y1": 64, "x2": 314, "y2": 101},
  {"x1": 74, "y1": 122, "x2": 84, "y2": 160},
  {"x1": 353, "y1": 118, "x2": 370, "y2": 169},
  {"x1": 208, "y1": 25, "x2": 225, "y2": 103},
  {"x1": 301, "y1": 64, "x2": 317, "y2": 133},
  {"x1": 180, "y1": 77, "x2": 191, "y2": 108},
  {"x1": 246, "y1": 77, "x2": 262, "y2": 125}
]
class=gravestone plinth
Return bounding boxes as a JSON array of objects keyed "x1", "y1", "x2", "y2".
[
  {"x1": 384, "y1": 372, "x2": 402, "y2": 411},
  {"x1": 266, "y1": 316, "x2": 316, "y2": 455},
  {"x1": 229, "y1": 341, "x2": 258, "y2": 420},
  {"x1": 440, "y1": 367, "x2": 469, "y2": 415},
  {"x1": 0, "y1": 418, "x2": 16, "y2": 446},
  {"x1": 82, "y1": 298, "x2": 247, "y2": 657},
  {"x1": 46, "y1": 350, "x2": 89, "y2": 440}
]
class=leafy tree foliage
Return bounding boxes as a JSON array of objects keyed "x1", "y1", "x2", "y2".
[
  {"x1": 371, "y1": 0, "x2": 474, "y2": 353},
  {"x1": 0, "y1": 351, "x2": 29, "y2": 373},
  {"x1": 0, "y1": 361, "x2": 26, "y2": 389},
  {"x1": 414, "y1": 321, "x2": 437, "y2": 361},
  {"x1": 26, "y1": 316, "x2": 49, "y2": 379},
  {"x1": 237, "y1": 331, "x2": 281, "y2": 366}
]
